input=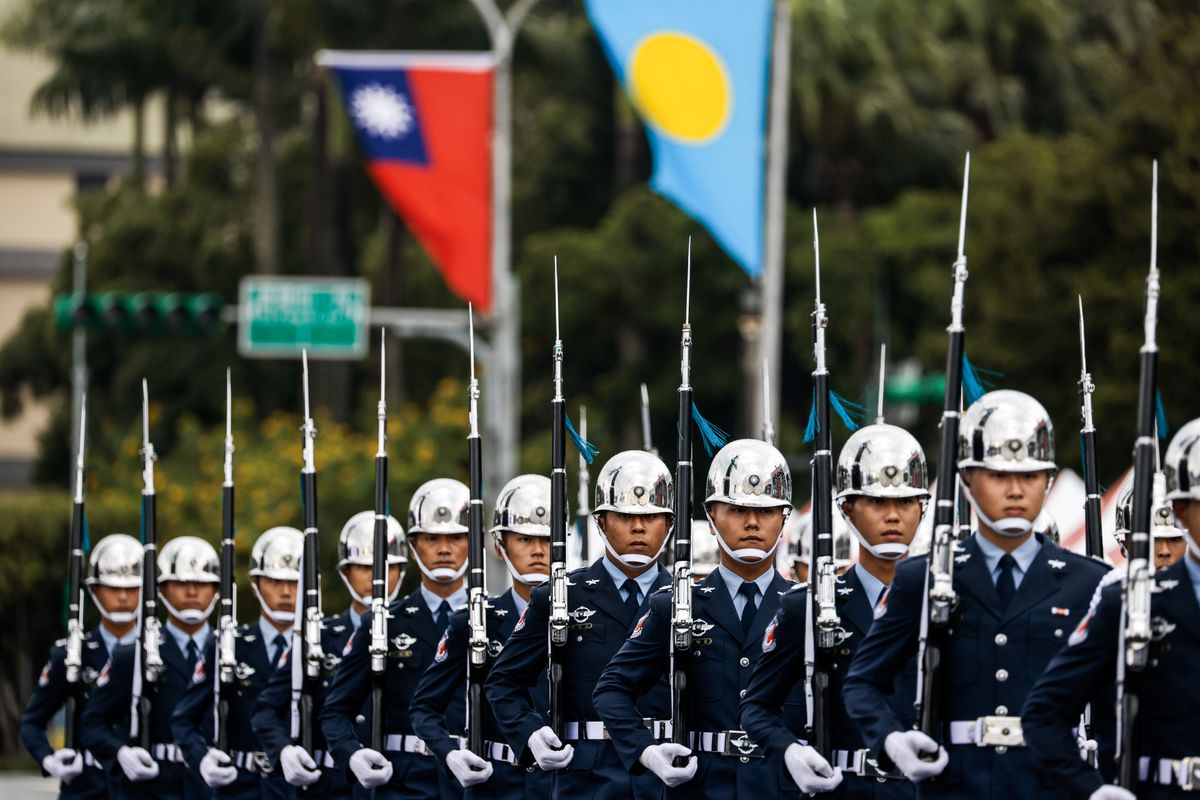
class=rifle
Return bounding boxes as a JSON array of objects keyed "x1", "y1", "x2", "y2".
[
  {"x1": 465, "y1": 308, "x2": 488, "y2": 757},
  {"x1": 640, "y1": 384, "x2": 655, "y2": 454},
  {"x1": 133, "y1": 380, "x2": 162, "y2": 748},
  {"x1": 297, "y1": 351, "x2": 324, "y2": 752},
  {"x1": 216, "y1": 371, "x2": 237, "y2": 752},
  {"x1": 370, "y1": 332, "x2": 389, "y2": 752},
  {"x1": 761, "y1": 360, "x2": 775, "y2": 445},
  {"x1": 1078, "y1": 298, "x2": 1104, "y2": 559},
  {"x1": 917, "y1": 153, "x2": 971, "y2": 741},
  {"x1": 807, "y1": 209, "x2": 842, "y2": 758},
  {"x1": 63, "y1": 394, "x2": 87, "y2": 749},
  {"x1": 670, "y1": 241, "x2": 695, "y2": 762},
  {"x1": 547, "y1": 259, "x2": 569, "y2": 738},
  {"x1": 1117, "y1": 161, "x2": 1160, "y2": 788},
  {"x1": 577, "y1": 405, "x2": 591, "y2": 564}
]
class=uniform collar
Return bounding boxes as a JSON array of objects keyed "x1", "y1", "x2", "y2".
[
  {"x1": 853, "y1": 562, "x2": 888, "y2": 609},
  {"x1": 974, "y1": 530, "x2": 1041, "y2": 576},
  {"x1": 349, "y1": 605, "x2": 365, "y2": 630},
  {"x1": 165, "y1": 620, "x2": 211, "y2": 654},
  {"x1": 600, "y1": 554, "x2": 660, "y2": 597},
  {"x1": 258, "y1": 616, "x2": 292, "y2": 649},
  {"x1": 419, "y1": 583, "x2": 467, "y2": 615},
  {"x1": 509, "y1": 586, "x2": 529, "y2": 617},
  {"x1": 98, "y1": 625, "x2": 137, "y2": 654},
  {"x1": 715, "y1": 564, "x2": 776, "y2": 601}
]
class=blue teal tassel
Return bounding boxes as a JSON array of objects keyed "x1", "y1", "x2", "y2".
[
  {"x1": 691, "y1": 402, "x2": 729, "y2": 457},
  {"x1": 962, "y1": 353, "x2": 1002, "y2": 405},
  {"x1": 803, "y1": 401, "x2": 817, "y2": 443},
  {"x1": 565, "y1": 413, "x2": 598, "y2": 464},
  {"x1": 803, "y1": 389, "x2": 864, "y2": 443},
  {"x1": 1156, "y1": 391, "x2": 1169, "y2": 438},
  {"x1": 82, "y1": 512, "x2": 91, "y2": 553}
]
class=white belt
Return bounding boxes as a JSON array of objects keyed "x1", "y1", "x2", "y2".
[
  {"x1": 946, "y1": 717, "x2": 1025, "y2": 748},
  {"x1": 383, "y1": 734, "x2": 432, "y2": 757},
  {"x1": 485, "y1": 741, "x2": 517, "y2": 765},
  {"x1": 1140, "y1": 756, "x2": 1200, "y2": 790},
  {"x1": 151, "y1": 743, "x2": 187, "y2": 763},
  {"x1": 312, "y1": 749, "x2": 336, "y2": 768},
  {"x1": 561, "y1": 719, "x2": 672, "y2": 741},
  {"x1": 230, "y1": 750, "x2": 271, "y2": 774},
  {"x1": 688, "y1": 731, "x2": 763, "y2": 759},
  {"x1": 829, "y1": 749, "x2": 904, "y2": 780}
]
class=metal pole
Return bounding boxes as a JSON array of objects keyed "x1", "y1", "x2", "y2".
[
  {"x1": 755, "y1": 0, "x2": 791, "y2": 438},
  {"x1": 70, "y1": 243, "x2": 88, "y2": 477}
]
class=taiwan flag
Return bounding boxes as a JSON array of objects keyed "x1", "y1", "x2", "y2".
[{"x1": 318, "y1": 51, "x2": 495, "y2": 311}]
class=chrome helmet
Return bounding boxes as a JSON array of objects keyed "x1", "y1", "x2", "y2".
[
  {"x1": 157, "y1": 536, "x2": 219, "y2": 584},
  {"x1": 1032, "y1": 510, "x2": 1060, "y2": 544},
  {"x1": 337, "y1": 511, "x2": 407, "y2": 570},
  {"x1": 593, "y1": 451, "x2": 673, "y2": 516},
  {"x1": 779, "y1": 509, "x2": 854, "y2": 573},
  {"x1": 1164, "y1": 418, "x2": 1200, "y2": 502},
  {"x1": 835, "y1": 424, "x2": 929, "y2": 501},
  {"x1": 1114, "y1": 471, "x2": 1184, "y2": 548},
  {"x1": 86, "y1": 533, "x2": 143, "y2": 588},
  {"x1": 407, "y1": 478, "x2": 470, "y2": 535},
  {"x1": 491, "y1": 474, "x2": 553, "y2": 585},
  {"x1": 249, "y1": 527, "x2": 304, "y2": 581},
  {"x1": 704, "y1": 439, "x2": 792, "y2": 510},
  {"x1": 958, "y1": 390, "x2": 1056, "y2": 474}
]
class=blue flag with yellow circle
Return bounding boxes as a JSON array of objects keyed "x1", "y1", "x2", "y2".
[{"x1": 585, "y1": 0, "x2": 773, "y2": 276}]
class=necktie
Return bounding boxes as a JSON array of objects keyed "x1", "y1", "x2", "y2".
[
  {"x1": 272, "y1": 634, "x2": 287, "y2": 668},
  {"x1": 622, "y1": 578, "x2": 642, "y2": 620},
  {"x1": 738, "y1": 582, "x2": 759, "y2": 634},
  {"x1": 436, "y1": 600, "x2": 451, "y2": 632},
  {"x1": 996, "y1": 554, "x2": 1017, "y2": 611},
  {"x1": 185, "y1": 638, "x2": 199, "y2": 670}
]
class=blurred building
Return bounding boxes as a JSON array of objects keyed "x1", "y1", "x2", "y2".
[{"x1": 0, "y1": 0, "x2": 162, "y2": 487}]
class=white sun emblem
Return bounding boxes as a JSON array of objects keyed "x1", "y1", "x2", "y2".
[{"x1": 351, "y1": 83, "x2": 413, "y2": 140}]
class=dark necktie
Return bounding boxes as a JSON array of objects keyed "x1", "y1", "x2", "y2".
[
  {"x1": 185, "y1": 638, "x2": 199, "y2": 670},
  {"x1": 271, "y1": 634, "x2": 287, "y2": 668},
  {"x1": 436, "y1": 600, "x2": 451, "y2": 632},
  {"x1": 738, "y1": 582, "x2": 759, "y2": 633},
  {"x1": 622, "y1": 578, "x2": 642, "y2": 620},
  {"x1": 996, "y1": 554, "x2": 1017, "y2": 611}
]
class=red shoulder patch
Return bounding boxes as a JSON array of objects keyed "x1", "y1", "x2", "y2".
[{"x1": 762, "y1": 615, "x2": 779, "y2": 653}]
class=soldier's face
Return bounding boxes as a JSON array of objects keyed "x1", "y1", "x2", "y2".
[
  {"x1": 342, "y1": 563, "x2": 403, "y2": 599},
  {"x1": 841, "y1": 496, "x2": 922, "y2": 549},
  {"x1": 498, "y1": 533, "x2": 549, "y2": 576},
  {"x1": 256, "y1": 576, "x2": 297, "y2": 614},
  {"x1": 411, "y1": 532, "x2": 469, "y2": 573},
  {"x1": 161, "y1": 580, "x2": 217, "y2": 612},
  {"x1": 708, "y1": 503, "x2": 785, "y2": 551},
  {"x1": 598, "y1": 512, "x2": 671, "y2": 559},
  {"x1": 1155, "y1": 537, "x2": 1187, "y2": 571},
  {"x1": 93, "y1": 585, "x2": 139, "y2": 615},
  {"x1": 963, "y1": 469, "x2": 1048, "y2": 523}
]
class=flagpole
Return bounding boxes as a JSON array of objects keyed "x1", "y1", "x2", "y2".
[{"x1": 756, "y1": 0, "x2": 791, "y2": 440}]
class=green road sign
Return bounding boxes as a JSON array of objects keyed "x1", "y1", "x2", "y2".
[{"x1": 238, "y1": 276, "x2": 370, "y2": 359}]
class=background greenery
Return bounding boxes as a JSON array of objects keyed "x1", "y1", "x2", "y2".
[{"x1": 0, "y1": 0, "x2": 1198, "y2": 760}]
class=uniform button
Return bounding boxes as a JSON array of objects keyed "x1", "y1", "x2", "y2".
[
  {"x1": 1054, "y1": 629, "x2": 1063, "y2": 638},
  {"x1": 996, "y1": 705, "x2": 1008, "y2": 715},
  {"x1": 739, "y1": 657, "x2": 750, "y2": 667},
  {"x1": 693, "y1": 650, "x2": 701, "y2": 658},
  {"x1": 739, "y1": 689, "x2": 746, "y2": 698},
  {"x1": 355, "y1": 714, "x2": 366, "y2": 725},
  {"x1": 995, "y1": 745, "x2": 1008, "y2": 755},
  {"x1": 576, "y1": 636, "x2": 583, "y2": 643},
  {"x1": 995, "y1": 669, "x2": 1008, "y2": 682},
  {"x1": 994, "y1": 633, "x2": 1007, "y2": 646},
  {"x1": 739, "y1": 756, "x2": 749, "y2": 764}
]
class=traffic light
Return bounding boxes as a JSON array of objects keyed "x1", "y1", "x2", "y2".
[{"x1": 54, "y1": 292, "x2": 225, "y2": 332}]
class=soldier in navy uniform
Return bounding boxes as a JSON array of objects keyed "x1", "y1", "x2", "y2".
[
  {"x1": 251, "y1": 511, "x2": 406, "y2": 796},
  {"x1": 80, "y1": 535, "x2": 222, "y2": 800},
  {"x1": 739, "y1": 423, "x2": 927, "y2": 797},
  {"x1": 410, "y1": 473, "x2": 554, "y2": 797},
  {"x1": 22, "y1": 534, "x2": 142, "y2": 799},
  {"x1": 1023, "y1": 417, "x2": 1200, "y2": 800},
  {"x1": 842, "y1": 390, "x2": 1111, "y2": 798},
  {"x1": 1111, "y1": 469, "x2": 1189, "y2": 572},
  {"x1": 485, "y1": 450, "x2": 674, "y2": 800},
  {"x1": 172, "y1": 527, "x2": 303, "y2": 798},
  {"x1": 593, "y1": 438, "x2": 800, "y2": 798},
  {"x1": 321, "y1": 478, "x2": 470, "y2": 799}
]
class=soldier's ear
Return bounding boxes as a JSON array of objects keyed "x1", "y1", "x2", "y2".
[{"x1": 595, "y1": 513, "x2": 607, "y2": 533}]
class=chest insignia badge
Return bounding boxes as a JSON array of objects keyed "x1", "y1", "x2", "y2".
[
  {"x1": 586, "y1": 579, "x2": 600, "y2": 586},
  {"x1": 1048, "y1": 559, "x2": 1066, "y2": 570},
  {"x1": 692, "y1": 619, "x2": 715, "y2": 636},
  {"x1": 570, "y1": 606, "x2": 597, "y2": 624},
  {"x1": 699, "y1": 586, "x2": 716, "y2": 594},
  {"x1": 392, "y1": 633, "x2": 417, "y2": 651}
]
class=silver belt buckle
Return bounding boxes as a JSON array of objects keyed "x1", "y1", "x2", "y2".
[
  {"x1": 1179, "y1": 757, "x2": 1200, "y2": 791},
  {"x1": 727, "y1": 731, "x2": 759, "y2": 757},
  {"x1": 976, "y1": 716, "x2": 1024, "y2": 748}
]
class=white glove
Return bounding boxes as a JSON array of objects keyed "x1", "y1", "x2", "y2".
[
  {"x1": 884, "y1": 730, "x2": 948, "y2": 783},
  {"x1": 446, "y1": 749, "x2": 493, "y2": 788},
  {"x1": 199, "y1": 748, "x2": 238, "y2": 788},
  {"x1": 784, "y1": 742, "x2": 843, "y2": 794},
  {"x1": 638, "y1": 743, "x2": 697, "y2": 788},
  {"x1": 116, "y1": 746, "x2": 159, "y2": 782},
  {"x1": 1089, "y1": 787, "x2": 1136, "y2": 800},
  {"x1": 349, "y1": 748, "x2": 393, "y2": 789},
  {"x1": 42, "y1": 748, "x2": 83, "y2": 783},
  {"x1": 1077, "y1": 735, "x2": 1099, "y2": 762},
  {"x1": 279, "y1": 745, "x2": 322, "y2": 787},
  {"x1": 527, "y1": 726, "x2": 574, "y2": 770}
]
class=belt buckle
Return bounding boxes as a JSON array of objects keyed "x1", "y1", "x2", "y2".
[
  {"x1": 1180, "y1": 757, "x2": 1200, "y2": 791},
  {"x1": 727, "y1": 732, "x2": 759, "y2": 757},
  {"x1": 253, "y1": 752, "x2": 273, "y2": 775},
  {"x1": 976, "y1": 716, "x2": 1023, "y2": 748}
]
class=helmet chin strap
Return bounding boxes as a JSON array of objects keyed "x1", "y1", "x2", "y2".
[
  {"x1": 412, "y1": 548, "x2": 468, "y2": 584},
  {"x1": 496, "y1": 544, "x2": 550, "y2": 585},
  {"x1": 158, "y1": 591, "x2": 219, "y2": 625},
  {"x1": 88, "y1": 587, "x2": 140, "y2": 624},
  {"x1": 251, "y1": 583, "x2": 296, "y2": 624},
  {"x1": 707, "y1": 512, "x2": 783, "y2": 565},
  {"x1": 962, "y1": 488, "x2": 1033, "y2": 538},
  {"x1": 837, "y1": 502, "x2": 913, "y2": 561},
  {"x1": 337, "y1": 568, "x2": 403, "y2": 607},
  {"x1": 596, "y1": 517, "x2": 673, "y2": 569}
]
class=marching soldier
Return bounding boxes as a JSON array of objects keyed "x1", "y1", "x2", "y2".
[
  {"x1": 251, "y1": 511, "x2": 406, "y2": 795},
  {"x1": 1023, "y1": 416, "x2": 1200, "y2": 799},
  {"x1": 592, "y1": 438, "x2": 799, "y2": 798},
  {"x1": 739, "y1": 423, "x2": 927, "y2": 796},
  {"x1": 1112, "y1": 470, "x2": 1187, "y2": 571},
  {"x1": 485, "y1": 450, "x2": 673, "y2": 800},
  {"x1": 842, "y1": 390, "x2": 1110, "y2": 798},
  {"x1": 409, "y1": 473, "x2": 554, "y2": 797},
  {"x1": 171, "y1": 527, "x2": 303, "y2": 798},
  {"x1": 321, "y1": 478, "x2": 469, "y2": 800},
  {"x1": 21, "y1": 533, "x2": 142, "y2": 799},
  {"x1": 80, "y1": 535, "x2": 222, "y2": 800}
]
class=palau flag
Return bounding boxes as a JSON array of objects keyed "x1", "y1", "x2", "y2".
[
  {"x1": 585, "y1": 0, "x2": 774, "y2": 276},
  {"x1": 318, "y1": 51, "x2": 495, "y2": 311}
]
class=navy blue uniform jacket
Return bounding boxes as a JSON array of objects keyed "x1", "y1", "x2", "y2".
[
  {"x1": 592, "y1": 568, "x2": 800, "y2": 799},
  {"x1": 842, "y1": 533, "x2": 1109, "y2": 799},
  {"x1": 21, "y1": 629, "x2": 115, "y2": 799},
  {"x1": 484, "y1": 559, "x2": 670, "y2": 800},
  {"x1": 738, "y1": 568, "x2": 916, "y2": 799}
]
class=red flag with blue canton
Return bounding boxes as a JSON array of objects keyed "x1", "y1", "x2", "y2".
[{"x1": 319, "y1": 51, "x2": 495, "y2": 311}]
